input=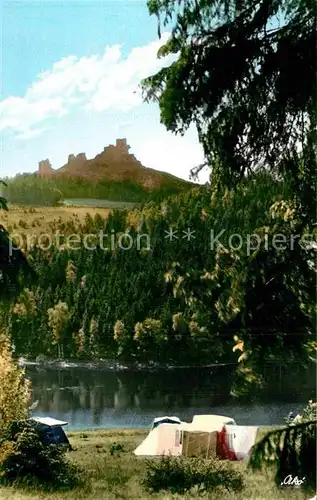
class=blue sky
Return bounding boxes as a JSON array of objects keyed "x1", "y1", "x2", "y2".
[{"x1": 1, "y1": 0, "x2": 208, "y2": 182}]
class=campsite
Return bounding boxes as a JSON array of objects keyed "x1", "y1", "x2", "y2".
[
  {"x1": 26, "y1": 413, "x2": 258, "y2": 461},
  {"x1": 0, "y1": 428, "x2": 311, "y2": 500},
  {"x1": 133, "y1": 414, "x2": 254, "y2": 459}
]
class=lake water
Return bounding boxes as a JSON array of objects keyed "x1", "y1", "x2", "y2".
[
  {"x1": 25, "y1": 363, "x2": 316, "y2": 430},
  {"x1": 60, "y1": 199, "x2": 139, "y2": 209}
]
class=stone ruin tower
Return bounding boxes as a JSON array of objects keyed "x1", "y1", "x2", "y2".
[
  {"x1": 115, "y1": 138, "x2": 130, "y2": 154},
  {"x1": 38, "y1": 159, "x2": 54, "y2": 177},
  {"x1": 100, "y1": 138, "x2": 141, "y2": 165}
]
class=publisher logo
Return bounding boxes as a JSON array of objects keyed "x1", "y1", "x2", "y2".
[{"x1": 280, "y1": 474, "x2": 306, "y2": 486}]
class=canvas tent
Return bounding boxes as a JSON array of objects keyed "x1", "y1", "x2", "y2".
[
  {"x1": 134, "y1": 415, "x2": 259, "y2": 460},
  {"x1": 31, "y1": 416, "x2": 71, "y2": 448},
  {"x1": 134, "y1": 425, "x2": 221, "y2": 459},
  {"x1": 134, "y1": 414, "x2": 236, "y2": 458},
  {"x1": 134, "y1": 423, "x2": 183, "y2": 456}
]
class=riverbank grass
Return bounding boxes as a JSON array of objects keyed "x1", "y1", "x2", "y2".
[{"x1": 0, "y1": 428, "x2": 310, "y2": 500}]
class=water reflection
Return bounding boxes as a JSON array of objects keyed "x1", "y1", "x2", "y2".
[{"x1": 26, "y1": 364, "x2": 316, "y2": 429}]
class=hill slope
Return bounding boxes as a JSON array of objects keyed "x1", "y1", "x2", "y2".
[
  {"x1": 38, "y1": 138, "x2": 190, "y2": 191},
  {"x1": 3, "y1": 138, "x2": 193, "y2": 206}
]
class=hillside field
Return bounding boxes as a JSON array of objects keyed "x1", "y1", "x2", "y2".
[
  {"x1": 2, "y1": 172, "x2": 191, "y2": 207},
  {"x1": 0, "y1": 204, "x2": 110, "y2": 238}
]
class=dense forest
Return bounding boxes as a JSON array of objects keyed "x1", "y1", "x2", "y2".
[
  {"x1": 1, "y1": 171, "x2": 315, "y2": 385},
  {"x1": 0, "y1": 0, "x2": 315, "y2": 384}
]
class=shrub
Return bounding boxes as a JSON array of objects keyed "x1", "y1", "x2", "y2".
[
  {"x1": 142, "y1": 455, "x2": 244, "y2": 494},
  {"x1": 301, "y1": 400, "x2": 317, "y2": 422},
  {"x1": 18, "y1": 220, "x2": 28, "y2": 228},
  {"x1": 109, "y1": 442, "x2": 125, "y2": 456},
  {"x1": 284, "y1": 400, "x2": 317, "y2": 425},
  {"x1": 0, "y1": 335, "x2": 31, "y2": 432},
  {"x1": 0, "y1": 420, "x2": 83, "y2": 491}
]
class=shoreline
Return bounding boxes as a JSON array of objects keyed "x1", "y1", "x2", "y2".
[
  {"x1": 18, "y1": 358, "x2": 238, "y2": 372},
  {"x1": 18, "y1": 357, "x2": 307, "y2": 372},
  {"x1": 65, "y1": 425, "x2": 280, "y2": 433}
]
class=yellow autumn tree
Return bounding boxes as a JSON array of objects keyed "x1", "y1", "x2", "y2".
[
  {"x1": 47, "y1": 302, "x2": 70, "y2": 359},
  {"x1": 0, "y1": 333, "x2": 31, "y2": 434},
  {"x1": 66, "y1": 260, "x2": 77, "y2": 283}
]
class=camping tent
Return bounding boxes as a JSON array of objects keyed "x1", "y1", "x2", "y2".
[
  {"x1": 31, "y1": 416, "x2": 71, "y2": 448},
  {"x1": 134, "y1": 423, "x2": 183, "y2": 456},
  {"x1": 133, "y1": 414, "x2": 259, "y2": 461},
  {"x1": 133, "y1": 414, "x2": 236, "y2": 457},
  {"x1": 134, "y1": 425, "x2": 222, "y2": 459}
]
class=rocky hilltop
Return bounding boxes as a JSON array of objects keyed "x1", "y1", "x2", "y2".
[{"x1": 38, "y1": 138, "x2": 187, "y2": 190}]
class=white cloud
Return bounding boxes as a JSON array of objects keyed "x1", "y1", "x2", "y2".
[
  {"x1": 88, "y1": 34, "x2": 173, "y2": 112},
  {"x1": 17, "y1": 128, "x2": 47, "y2": 141},
  {"x1": 0, "y1": 33, "x2": 175, "y2": 137},
  {"x1": 1, "y1": 33, "x2": 208, "y2": 182},
  {"x1": 0, "y1": 96, "x2": 67, "y2": 136}
]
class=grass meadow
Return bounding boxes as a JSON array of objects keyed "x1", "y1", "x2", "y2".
[
  {"x1": 0, "y1": 204, "x2": 110, "y2": 239},
  {"x1": 0, "y1": 428, "x2": 311, "y2": 500}
]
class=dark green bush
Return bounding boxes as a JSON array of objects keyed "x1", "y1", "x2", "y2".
[
  {"x1": 109, "y1": 442, "x2": 125, "y2": 456},
  {"x1": 0, "y1": 420, "x2": 83, "y2": 491},
  {"x1": 142, "y1": 455, "x2": 245, "y2": 494}
]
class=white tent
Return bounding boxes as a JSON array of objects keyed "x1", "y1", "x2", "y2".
[
  {"x1": 134, "y1": 423, "x2": 183, "y2": 456},
  {"x1": 133, "y1": 414, "x2": 260, "y2": 460},
  {"x1": 133, "y1": 414, "x2": 236, "y2": 457}
]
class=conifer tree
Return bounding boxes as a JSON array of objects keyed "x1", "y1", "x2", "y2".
[{"x1": 0, "y1": 181, "x2": 34, "y2": 302}]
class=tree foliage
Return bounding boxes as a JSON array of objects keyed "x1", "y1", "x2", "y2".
[
  {"x1": 0, "y1": 181, "x2": 8, "y2": 211},
  {"x1": 140, "y1": 0, "x2": 316, "y2": 387},
  {"x1": 2, "y1": 173, "x2": 189, "y2": 207},
  {"x1": 0, "y1": 420, "x2": 81, "y2": 491},
  {"x1": 3, "y1": 172, "x2": 315, "y2": 373},
  {"x1": 0, "y1": 333, "x2": 31, "y2": 433},
  {"x1": 249, "y1": 401, "x2": 317, "y2": 492},
  {"x1": 0, "y1": 181, "x2": 35, "y2": 303},
  {"x1": 142, "y1": 0, "x2": 316, "y2": 197},
  {"x1": 47, "y1": 302, "x2": 70, "y2": 359}
]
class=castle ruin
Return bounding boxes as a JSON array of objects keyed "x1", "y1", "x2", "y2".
[
  {"x1": 37, "y1": 138, "x2": 140, "y2": 177},
  {"x1": 38, "y1": 159, "x2": 54, "y2": 177},
  {"x1": 102, "y1": 138, "x2": 132, "y2": 161},
  {"x1": 66, "y1": 152, "x2": 87, "y2": 167}
]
